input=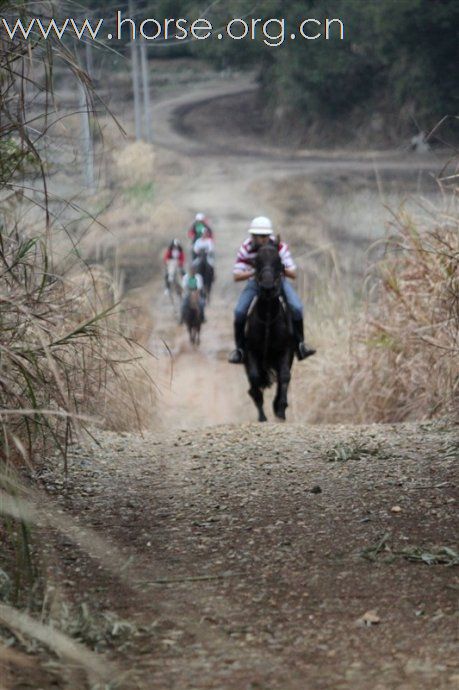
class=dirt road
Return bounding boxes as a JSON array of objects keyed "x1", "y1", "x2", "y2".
[{"x1": 37, "y1": 420, "x2": 458, "y2": 690}]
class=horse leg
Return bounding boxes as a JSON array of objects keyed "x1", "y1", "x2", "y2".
[
  {"x1": 247, "y1": 357, "x2": 267, "y2": 422},
  {"x1": 249, "y1": 385, "x2": 266, "y2": 422},
  {"x1": 273, "y1": 356, "x2": 291, "y2": 421}
]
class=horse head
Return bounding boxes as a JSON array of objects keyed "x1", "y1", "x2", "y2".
[
  {"x1": 192, "y1": 252, "x2": 206, "y2": 272},
  {"x1": 255, "y1": 245, "x2": 283, "y2": 298},
  {"x1": 189, "y1": 287, "x2": 200, "y2": 307}
]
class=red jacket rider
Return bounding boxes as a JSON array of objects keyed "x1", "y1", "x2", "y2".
[{"x1": 163, "y1": 239, "x2": 185, "y2": 267}]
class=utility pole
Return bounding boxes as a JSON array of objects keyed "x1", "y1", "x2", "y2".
[
  {"x1": 140, "y1": 38, "x2": 152, "y2": 142},
  {"x1": 129, "y1": 0, "x2": 142, "y2": 141}
]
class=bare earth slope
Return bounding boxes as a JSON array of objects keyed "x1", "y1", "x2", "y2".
[{"x1": 39, "y1": 421, "x2": 457, "y2": 690}]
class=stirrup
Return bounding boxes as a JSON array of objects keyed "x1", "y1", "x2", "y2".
[
  {"x1": 297, "y1": 342, "x2": 316, "y2": 361},
  {"x1": 228, "y1": 348, "x2": 244, "y2": 364}
]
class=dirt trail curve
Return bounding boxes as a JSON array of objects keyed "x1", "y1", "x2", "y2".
[
  {"x1": 150, "y1": 74, "x2": 447, "y2": 169},
  {"x1": 30, "y1": 79, "x2": 457, "y2": 690}
]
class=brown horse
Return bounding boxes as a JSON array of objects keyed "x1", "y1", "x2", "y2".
[{"x1": 183, "y1": 289, "x2": 203, "y2": 345}]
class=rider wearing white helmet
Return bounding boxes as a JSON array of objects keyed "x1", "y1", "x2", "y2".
[
  {"x1": 193, "y1": 234, "x2": 215, "y2": 267},
  {"x1": 228, "y1": 216, "x2": 316, "y2": 364},
  {"x1": 188, "y1": 212, "x2": 214, "y2": 245}
]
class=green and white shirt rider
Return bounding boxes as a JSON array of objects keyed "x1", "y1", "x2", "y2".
[{"x1": 182, "y1": 272, "x2": 204, "y2": 293}]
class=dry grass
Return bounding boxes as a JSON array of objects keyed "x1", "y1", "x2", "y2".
[
  {"x1": 296, "y1": 192, "x2": 459, "y2": 423},
  {"x1": 0, "y1": 228, "x2": 155, "y2": 466},
  {"x1": 112, "y1": 141, "x2": 156, "y2": 190}
]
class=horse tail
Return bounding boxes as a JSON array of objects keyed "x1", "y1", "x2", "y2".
[{"x1": 258, "y1": 365, "x2": 273, "y2": 390}]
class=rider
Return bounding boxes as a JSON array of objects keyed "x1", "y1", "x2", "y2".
[
  {"x1": 228, "y1": 216, "x2": 316, "y2": 364},
  {"x1": 180, "y1": 265, "x2": 206, "y2": 324},
  {"x1": 192, "y1": 229, "x2": 215, "y2": 266},
  {"x1": 163, "y1": 239, "x2": 185, "y2": 290},
  {"x1": 188, "y1": 213, "x2": 214, "y2": 247}
]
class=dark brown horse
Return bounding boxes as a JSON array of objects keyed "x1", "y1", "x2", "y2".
[
  {"x1": 193, "y1": 250, "x2": 214, "y2": 301},
  {"x1": 244, "y1": 245, "x2": 295, "y2": 422},
  {"x1": 183, "y1": 289, "x2": 203, "y2": 345}
]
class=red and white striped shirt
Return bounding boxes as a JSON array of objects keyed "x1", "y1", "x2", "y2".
[{"x1": 233, "y1": 236, "x2": 296, "y2": 274}]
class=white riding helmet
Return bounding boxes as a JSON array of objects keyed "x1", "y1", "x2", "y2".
[
  {"x1": 195, "y1": 212, "x2": 205, "y2": 221},
  {"x1": 249, "y1": 216, "x2": 273, "y2": 235}
]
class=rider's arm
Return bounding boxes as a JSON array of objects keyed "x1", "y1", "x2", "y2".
[
  {"x1": 233, "y1": 270, "x2": 254, "y2": 282},
  {"x1": 233, "y1": 240, "x2": 254, "y2": 281},
  {"x1": 279, "y1": 242, "x2": 297, "y2": 280},
  {"x1": 284, "y1": 267, "x2": 297, "y2": 280}
]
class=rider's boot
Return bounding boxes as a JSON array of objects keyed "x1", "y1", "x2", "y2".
[
  {"x1": 228, "y1": 320, "x2": 245, "y2": 364},
  {"x1": 292, "y1": 319, "x2": 316, "y2": 361}
]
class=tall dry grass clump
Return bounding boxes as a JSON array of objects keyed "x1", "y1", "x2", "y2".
[
  {"x1": 350, "y1": 200, "x2": 458, "y2": 421},
  {"x1": 299, "y1": 192, "x2": 458, "y2": 423},
  {"x1": 0, "y1": 227, "x2": 154, "y2": 467}
]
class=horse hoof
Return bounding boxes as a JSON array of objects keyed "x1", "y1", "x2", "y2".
[{"x1": 259, "y1": 415, "x2": 267, "y2": 423}]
